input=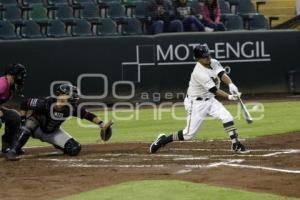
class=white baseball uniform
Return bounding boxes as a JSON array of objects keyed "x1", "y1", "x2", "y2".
[{"x1": 182, "y1": 59, "x2": 233, "y2": 140}]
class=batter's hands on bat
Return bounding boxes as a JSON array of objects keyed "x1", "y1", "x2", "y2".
[
  {"x1": 229, "y1": 83, "x2": 239, "y2": 95},
  {"x1": 228, "y1": 93, "x2": 241, "y2": 101}
]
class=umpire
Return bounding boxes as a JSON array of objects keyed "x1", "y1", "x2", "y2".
[
  {"x1": 0, "y1": 64, "x2": 27, "y2": 154},
  {"x1": 5, "y1": 83, "x2": 113, "y2": 161}
]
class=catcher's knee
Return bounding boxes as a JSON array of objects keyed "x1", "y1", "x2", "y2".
[
  {"x1": 2, "y1": 109, "x2": 21, "y2": 126},
  {"x1": 64, "y1": 138, "x2": 81, "y2": 156}
]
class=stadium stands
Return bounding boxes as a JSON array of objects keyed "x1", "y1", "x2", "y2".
[{"x1": 0, "y1": 0, "x2": 296, "y2": 39}]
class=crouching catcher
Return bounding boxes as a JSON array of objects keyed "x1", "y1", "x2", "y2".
[{"x1": 5, "y1": 83, "x2": 113, "y2": 161}]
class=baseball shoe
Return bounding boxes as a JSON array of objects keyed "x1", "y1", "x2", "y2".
[
  {"x1": 4, "y1": 149, "x2": 20, "y2": 161},
  {"x1": 232, "y1": 142, "x2": 250, "y2": 154},
  {"x1": 149, "y1": 134, "x2": 166, "y2": 154},
  {"x1": 1, "y1": 141, "x2": 9, "y2": 154}
]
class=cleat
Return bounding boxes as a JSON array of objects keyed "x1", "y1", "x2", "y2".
[
  {"x1": 16, "y1": 148, "x2": 25, "y2": 156},
  {"x1": 149, "y1": 134, "x2": 166, "y2": 154},
  {"x1": 4, "y1": 149, "x2": 20, "y2": 161},
  {"x1": 232, "y1": 142, "x2": 250, "y2": 154}
]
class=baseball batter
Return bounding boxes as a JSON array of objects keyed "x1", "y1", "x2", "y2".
[
  {"x1": 150, "y1": 44, "x2": 249, "y2": 153},
  {"x1": 0, "y1": 64, "x2": 27, "y2": 154},
  {"x1": 5, "y1": 83, "x2": 112, "y2": 161}
]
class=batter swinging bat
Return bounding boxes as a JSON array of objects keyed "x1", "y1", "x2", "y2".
[{"x1": 236, "y1": 95, "x2": 253, "y2": 124}]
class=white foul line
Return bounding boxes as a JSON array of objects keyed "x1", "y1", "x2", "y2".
[
  {"x1": 262, "y1": 150, "x2": 300, "y2": 157},
  {"x1": 223, "y1": 163, "x2": 300, "y2": 174}
]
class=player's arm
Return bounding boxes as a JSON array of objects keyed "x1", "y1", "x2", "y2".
[
  {"x1": 213, "y1": 59, "x2": 239, "y2": 95},
  {"x1": 209, "y1": 86, "x2": 238, "y2": 101},
  {"x1": 76, "y1": 107, "x2": 107, "y2": 126},
  {"x1": 218, "y1": 71, "x2": 239, "y2": 95}
]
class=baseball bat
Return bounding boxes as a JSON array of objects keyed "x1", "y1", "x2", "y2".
[{"x1": 236, "y1": 95, "x2": 253, "y2": 124}]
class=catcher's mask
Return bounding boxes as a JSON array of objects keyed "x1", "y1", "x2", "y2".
[
  {"x1": 55, "y1": 84, "x2": 80, "y2": 105},
  {"x1": 5, "y1": 63, "x2": 27, "y2": 85},
  {"x1": 4, "y1": 63, "x2": 27, "y2": 97}
]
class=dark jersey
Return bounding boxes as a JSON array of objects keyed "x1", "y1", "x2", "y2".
[{"x1": 20, "y1": 97, "x2": 96, "y2": 133}]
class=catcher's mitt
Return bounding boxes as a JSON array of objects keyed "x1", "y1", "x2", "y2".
[{"x1": 100, "y1": 120, "x2": 113, "y2": 141}]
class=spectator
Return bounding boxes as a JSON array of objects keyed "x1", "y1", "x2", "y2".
[
  {"x1": 147, "y1": 0, "x2": 184, "y2": 34},
  {"x1": 175, "y1": 0, "x2": 207, "y2": 32},
  {"x1": 200, "y1": 0, "x2": 226, "y2": 31}
]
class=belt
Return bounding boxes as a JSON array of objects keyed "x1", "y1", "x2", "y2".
[
  {"x1": 187, "y1": 95, "x2": 210, "y2": 101},
  {"x1": 196, "y1": 97, "x2": 210, "y2": 101}
]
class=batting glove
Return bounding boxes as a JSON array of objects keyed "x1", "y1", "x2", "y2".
[
  {"x1": 229, "y1": 83, "x2": 239, "y2": 95},
  {"x1": 228, "y1": 94, "x2": 239, "y2": 101}
]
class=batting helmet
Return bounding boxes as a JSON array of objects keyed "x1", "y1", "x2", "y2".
[
  {"x1": 4, "y1": 63, "x2": 27, "y2": 85},
  {"x1": 55, "y1": 84, "x2": 79, "y2": 105},
  {"x1": 193, "y1": 44, "x2": 211, "y2": 59}
]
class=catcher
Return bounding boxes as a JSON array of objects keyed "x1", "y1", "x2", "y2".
[{"x1": 5, "y1": 83, "x2": 113, "y2": 161}]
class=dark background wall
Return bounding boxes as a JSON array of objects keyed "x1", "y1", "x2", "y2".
[{"x1": 1, "y1": 30, "x2": 300, "y2": 101}]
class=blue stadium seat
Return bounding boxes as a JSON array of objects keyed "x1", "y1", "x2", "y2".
[
  {"x1": 249, "y1": 14, "x2": 269, "y2": 30},
  {"x1": 71, "y1": 19, "x2": 93, "y2": 36},
  {"x1": 2, "y1": 5, "x2": 23, "y2": 23},
  {"x1": 223, "y1": 14, "x2": 244, "y2": 30},
  {"x1": 81, "y1": 2, "x2": 100, "y2": 22},
  {"x1": 47, "y1": 19, "x2": 70, "y2": 37},
  {"x1": 21, "y1": 20, "x2": 45, "y2": 38},
  {"x1": 0, "y1": 20, "x2": 20, "y2": 39},
  {"x1": 121, "y1": 17, "x2": 142, "y2": 35},
  {"x1": 106, "y1": 1, "x2": 125, "y2": 20},
  {"x1": 96, "y1": 17, "x2": 119, "y2": 36}
]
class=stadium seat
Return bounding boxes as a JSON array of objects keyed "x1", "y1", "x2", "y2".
[
  {"x1": 22, "y1": 0, "x2": 44, "y2": 6},
  {"x1": 98, "y1": 0, "x2": 121, "y2": 3},
  {"x1": 47, "y1": 0, "x2": 69, "y2": 6},
  {"x1": 223, "y1": 14, "x2": 244, "y2": 30},
  {"x1": 71, "y1": 19, "x2": 93, "y2": 36},
  {"x1": 47, "y1": 19, "x2": 69, "y2": 37},
  {"x1": 237, "y1": 0, "x2": 256, "y2": 15},
  {"x1": 132, "y1": 0, "x2": 147, "y2": 20},
  {"x1": 2, "y1": 5, "x2": 23, "y2": 24},
  {"x1": 106, "y1": 1, "x2": 125, "y2": 20},
  {"x1": 28, "y1": 4, "x2": 49, "y2": 23},
  {"x1": 21, "y1": 20, "x2": 45, "y2": 38},
  {"x1": 0, "y1": 0, "x2": 18, "y2": 6},
  {"x1": 249, "y1": 14, "x2": 269, "y2": 30},
  {"x1": 81, "y1": 3, "x2": 100, "y2": 22},
  {"x1": 72, "y1": 0, "x2": 94, "y2": 5},
  {"x1": 218, "y1": 0, "x2": 231, "y2": 18},
  {"x1": 96, "y1": 17, "x2": 118, "y2": 36},
  {"x1": 0, "y1": 20, "x2": 20, "y2": 39},
  {"x1": 54, "y1": 4, "x2": 75, "y2": 23},
  {"x1": 121, "y1": 17, "x2": 142, "y2": 35},
  {"x1": 187, "y1": 0, "x2": 201, "y2": 16}
]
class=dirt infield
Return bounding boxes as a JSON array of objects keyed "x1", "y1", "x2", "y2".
[{"x1": 1, "y1": 132, "x2": 300, "y2": 200}]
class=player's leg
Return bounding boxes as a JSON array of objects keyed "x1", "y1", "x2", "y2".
[
  {"x1": 4, "y1": 117, "x2": 39, "y2": 161},
  {"x1": 208, "y1": 98, "x2": 249, "y2": 153},
  {"x1": 0, "y1": 108, "x2": 21, "y2": 153},
  {"x1": 150, "y1": 98, "x2": 208, "y2": 153},
  {"x1": 40, "y1": 128, "x2": 81, "y2": 156}
]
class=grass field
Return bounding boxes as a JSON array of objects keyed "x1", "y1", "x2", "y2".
[
  {"x1": 27, "y1": 101, "x2": 300, "y2": 146},
  {"x1": 22, "y1": 101, "x2": 300, "y2": 199},
  {"x1": 62, "y1": 180, "x2": 299, "y2": 200}
]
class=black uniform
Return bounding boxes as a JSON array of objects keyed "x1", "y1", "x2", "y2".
[
  {"x1": 21, "y1": 97, "x2": 96, "y2": 133},
  {"x1": 9, "y1": 96, "x2": 97, "y2": 157}
]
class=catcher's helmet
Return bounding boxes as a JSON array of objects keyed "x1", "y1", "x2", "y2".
[
  {"x1": 55, "y1": 84, "x2": 79, "y2": 104},
  {"x1": 193, "y1": 44, "x2": 211, "y2": 59},
  {"x1": 5, "y1": 63, "x2": 27, "y2": 85}
]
